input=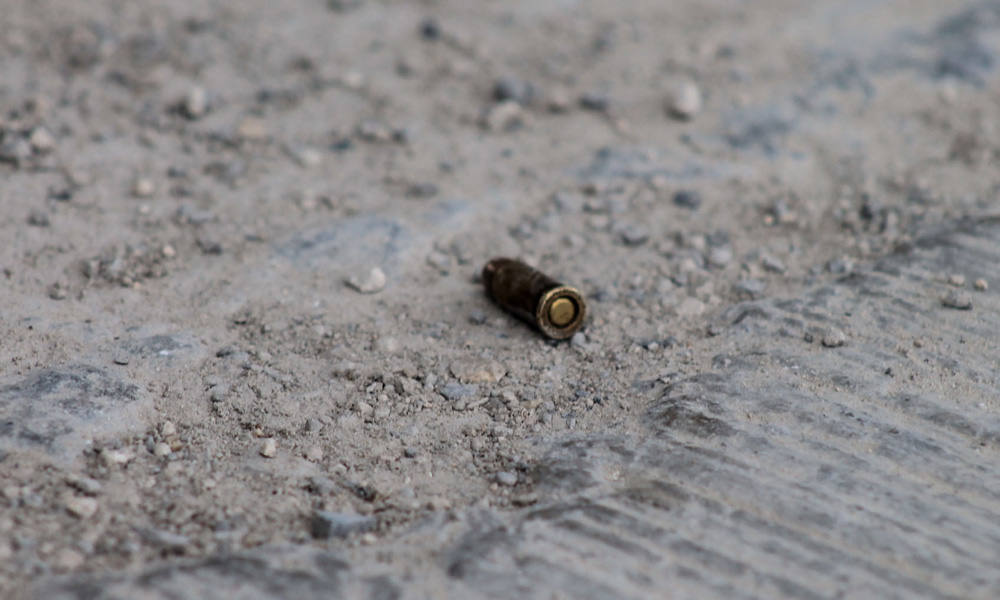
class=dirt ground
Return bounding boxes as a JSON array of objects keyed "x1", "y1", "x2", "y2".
[{"x1": 2, "y1": 1, "x2": 1000, "y2": 598}]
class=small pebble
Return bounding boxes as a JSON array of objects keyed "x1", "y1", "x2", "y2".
[
  {"x1": 345, "y1": 267, "x2": 387, "y2": 294},
  {"x1": 137, "y1": 528, "x2": 190, "y2": 553},
  {"x1": 29, "y1": 127, "x2": 57, "y2": 153},
  {"x1": 673, "y1": 189, "x2": 702, "y2": 210},
  {"x1": 419, "y1": 18, "x2": 442, "y2": 41},
  {"x1": 153, "y1": 442, "x2": 172, "y2": 457},
  {"x1": 822, "y1": 326, "x2": 847, "y2": 348},
  {"x1": 355, "y1": 401, "x2": 374, "y2": 417},
  {"x1": 161, "y1": 421, "x2": 177, "y2": 437},
  {"x1": 974, "y1": 278, "x2": 988, "y2": 291},
  {"x1": 827, "y1": 257, "x2": 854, "y2": 275},
  {"x1": 762, "y1": 254, "x2": 786, "y2": 273},
  {"x1": 260, "y1": 438, "x2": 277, "y2": 458},
  {"x1": 493, "y1": 76, "x2": 534, "y2": 105},
  {"x1": 305, "y1": 418, "x2": 324, "y2": 433},
  {"x1": 707, "y1": 246, "x2": 733, "y2": 268},
  {"x1": 208, "y1": 384, "x2": 229, "y2": 402},
  {"x1": 440, "y1": 382, "x2": 478, "y2": 400},
  {"x1": 546, "y1": 87, "x2": 572, "y2": 113},
  {"x1": 27, "y1": 210, "x2": 50, "y2": 227},
  {"x1": 102, "y1": 449, "x2": 131, "y2": 466},
  {"x1": 67, "y1": 476, "x2": 102, "y2": 496},
  {"x1": 356, "y1": 120, "x2": 393, "y2": 142},
  {"x1": 618, "y1": 224, "x2": 649, "y2": 247},
  {"x1": 450, "y1": 358, "x2": 506, "y2": 383},
  {"x1": 947, "y1": 274, "x2": 966, "y2": 287},
  {"x1": 579, "y1": 91, "x2": 610, "y2": 111},
  {"x1": 469, "y1": 309, "x2": 487, "y2": 325},
  {"x1": 236, "y1": 117, "x2": 267, "y2": 141},
  {"x1": 942, "y1": 289, "x2": 973, "y2": 310},
  {"x1": 733, "y1": 279, "x2": 766, "y2": 299},
  {"x1": 290, "y1": 146, "x2": 323, "y2": 168},
  {"x1": 665, "y1": 80, "x2": 703, "y2": 120},
  {"x1": 481, "y1": 101, "x2": 523, "y2": 131},
  {"x1": 181, "y1": 87, "x2": 208, "y2": 119},
  {"x1": 495, "y1": 471, "x2": 518, "y2": 487},
  {"x1": 132, "y1": 178, "x2": 155, "y2": 198},
  {"x1": 64, "y1": 496, "x2": 99, "y2": 519},
  {"x1": 311, "y1": 510, "x2": 376, "y2": 540}
]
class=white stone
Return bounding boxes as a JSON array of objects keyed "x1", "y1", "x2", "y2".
[
  {"x1": 450, "y1": 358, "x2": 506, "y2": 383},
  {"x1": 260, "y1": 438, "x2": 277, "y2": 458},
  {"x1": 64, "y1": 496, "x2": 99, "y2": 519},
  {"x1": 346, "y1": 267, "x2": 387, "y2": 294},
  {"x1": 666, "y1": 80, "x2": 703, "y2": 120}
]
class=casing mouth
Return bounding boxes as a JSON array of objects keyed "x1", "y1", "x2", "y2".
[{"x1": 536, "y1": 286, "x2": 586, "y2": 340}]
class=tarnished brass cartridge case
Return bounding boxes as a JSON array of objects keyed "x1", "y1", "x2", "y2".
[{"x1": 482, "y1": 258, "x2": 586, "y2": 340}]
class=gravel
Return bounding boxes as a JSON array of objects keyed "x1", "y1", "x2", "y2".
[
  {"x1": 440, "y1": 382, "x2": 478, "y2": 400},
  {"x1": 673, "y1": 189, "x2": 702, "y2": 210},
  {"x1": 345, "y1": 267, "x2": 387, "y2": 294},
  {"x1": 942, "y1": 289, "x2": 973, "y2": 310},
  {"x1": 494, "y1": 472, "x2": 518, "y2": 486},
  {"x1": 665, "y1": 80, "x2": 703, "y2": 120},
  {"x1": 260, "y1": 438, "x2": 277, "y2": 458},
  {"x1": 821, "y1": 326, "x2": 847, "y2": 348},
  {"x1": 311, "y1": 511, "x2": 377, "y2": 540},
  {"x1": 181, "y1": 87, "x2": 208, "y2": 119}
]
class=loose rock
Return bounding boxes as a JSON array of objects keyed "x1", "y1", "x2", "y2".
[
  {"x1": 822, "y1": 326, "x2": 847, "y2": 348},
  {"x1": 137, "y1": 528, "x2": 190, "y2": 553},
  {"x1": 974, "y1": 278, "x2": 989, "y2": 291},
  {"x1": 495, "y1": 471, "x2": 518, "y2": 486},
  {"x1": 673, "y1": 190, "x2": 702, "y2": 210},
  {"x1": 450, "y1": 358, "x2": 506, "y2": 383},
  {"x1": 481, "y1": 101, "x2": 524, "y2": 132},
  {"x1": 311, "y1": 510, "x2": 377, "y2": 540},
  {"x1": 29, "y1": 127, "x2": 57, "y2": 153},
  {"x1": 132, "y1": 178, "x2": 155, "y2": 198},
  {"x1": 942, "y1": 289, "x2": 973, "y2": 310},
  {"x1": 440, "y1": 382, "x2": 478, "y2": 400},
  {"x1": 153, "y1": 442, "x2": 172, "y2": 457},
  {"x1": 579, "y1": 91, "x2": 610, "y2": 111},
  {"x1": 493, "y1": 76, "x2": 535, "y2": 105},
  {"x1": 419, "y1": 18, "x2": 442, "y2": 41},
  {"x1": 181, "y1": 87, "x2": 208, "y2": 119},
  {"x1": 345, "y1": 267, "x2": 387, "y2": 294},
  {"x1": 260, "y1": 438, "x2": 277, "y2": 458},
  {"x1": 64, "y1": 496, "x2": 98, "y2": 519},
  {"x1": 665, "y1": 80, "x2": 703, "y2": 120}
]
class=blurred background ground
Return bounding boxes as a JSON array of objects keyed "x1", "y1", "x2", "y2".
[{"x1": 2, "y1": 1, "x2": 999, "y2": 598}]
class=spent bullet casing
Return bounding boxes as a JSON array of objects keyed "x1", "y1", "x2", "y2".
[{"x1": 482, "y1": 258, "x2": 586, "y2": 340}]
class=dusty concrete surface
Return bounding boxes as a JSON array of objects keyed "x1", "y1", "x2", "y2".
[{"x1": 2, "y1": 0, "x2": 999, "y2": 598}]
